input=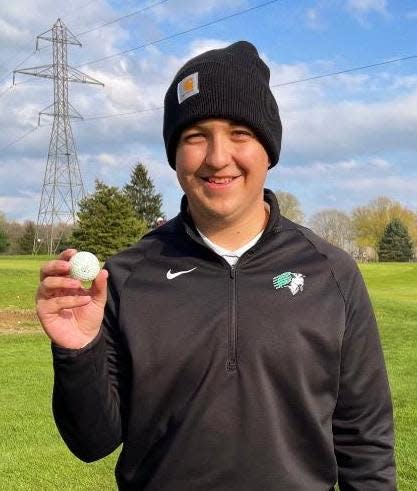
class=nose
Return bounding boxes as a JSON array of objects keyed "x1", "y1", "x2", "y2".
[{"x1": 204, "y1": 133, "x2": 232, "y2": 169}]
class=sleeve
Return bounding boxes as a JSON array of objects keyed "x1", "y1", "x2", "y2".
[
  {"x1": 332, "y1": 264, "x2": 397, "y2": 490},
  {"x1": 51, "y1": 266, "x2": 130, "y2": 462}
]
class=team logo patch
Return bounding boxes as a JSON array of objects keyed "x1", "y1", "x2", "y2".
[
  {"x1": 177, "y1": 72, "x2": 199, "y2": 103},
  {"x1": 273, "y1": 272, "x2": 305, "y2": 296}
]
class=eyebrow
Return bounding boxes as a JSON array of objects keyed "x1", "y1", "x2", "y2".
[{"x1": 184, "y1": 121, "x2": 251, "y2": 132}]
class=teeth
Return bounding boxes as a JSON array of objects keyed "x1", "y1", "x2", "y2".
[{"x1": 208, "y1": 177, "x2": 233, "y2": 184}]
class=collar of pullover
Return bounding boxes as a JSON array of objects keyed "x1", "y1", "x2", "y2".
[{"x1": 179, "y1": 188, "x2": 282, "y2": 246}]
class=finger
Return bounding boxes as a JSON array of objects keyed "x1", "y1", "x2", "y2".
[
  {"x1": 58, "y1": 248, "x2": 78, "y2": 261},
  {"x1": 37, "y1": 277, "x2": 83, "y2": 299},
  {"x1": 42, "y1": 276, "x2": 82, "y2": 290},
  {"x1": 39, "y1": 250, "x2": 77, "y2": 281},
  {"x1": 37, "y1": 295, "x2": 92, "y2": 314},
  {"x1": 37, "y1": 285, "x2": 89, "y2": 302},
  {"x1": 40, "y1": 259, "x2": 71, "y2": 281},
  {"x1": 90, "y1": 269, "x2": 108, "y2": 305}
]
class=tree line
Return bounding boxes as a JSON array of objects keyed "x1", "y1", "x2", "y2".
[
  {"x1": 277, "y1": 191, "x2": 416, "y2": 262},
  {"x1": 0, "y1": 166, "x2": 415, "y2": 262},
  {"x1": 0, "y1": 163, "x2": 164, "y2": 259}
]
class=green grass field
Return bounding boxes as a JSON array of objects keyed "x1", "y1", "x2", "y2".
[
  {"x1": 0, "y1": 256, "x2": 416, "y2": 489},
  {"x1": 360, "y1": 263, "x2": 417, "y2": 489},
  {"x1": 0, "y1": 256, "x2": 119, "y2": 489},
  {"x1": 0, "y1": 255, "x2": 51, "y2": 311}
]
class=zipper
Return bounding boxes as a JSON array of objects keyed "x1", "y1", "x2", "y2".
[
  {"x1": 226, "y1": 264, "x2": 238, "y2": 371},
  {"x1": 182, "y1": 209, "x2": 282, "y2": 373},
  {"x1": 225, "y1": 249, "x2": 260, "y2": 371}
]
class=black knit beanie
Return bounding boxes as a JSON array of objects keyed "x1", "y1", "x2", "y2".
[{"x1": 163, "y1": 41, "x2": 282, "y2": 169}]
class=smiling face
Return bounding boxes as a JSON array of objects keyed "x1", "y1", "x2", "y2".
[{"x1": 175, "y1": 119, "x2": 269, "y2": 229}]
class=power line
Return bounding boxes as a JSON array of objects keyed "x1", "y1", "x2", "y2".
[
  {"x1": 0, "y1": 49, "x2": 41, "y2": 86},
  {"x1": 1, "y1": 0, "x2": 170, "y2": 77},
  {"x1": 0, "y1": 125, "x2": 44, "y2": 153},
  {"x1": 0, "y1": 2, "x2": 99, "y2": 84},
  {"x1": 271, "y1": 54, "x2": 417, "y2": 88},
  {"x1": 80, "y1": 106, "x2": 164, "y2": 121},
  {"x1": 0, "y1": 0, "x2": 100, "y2": 84},
  {"x1": 3, "y1": 45, "x2": 416, "y2": 152},
  {"x1": 0, "y1": 49, "x2": 34, "y2": 79},
  {"x1": 78, "y1": 53, "x2": 417, "y2": 120},
  {"x1": 0, "y1": 106, "x2": 163, "y2": 153},
  {"x1": 0, "y1": 0, "x2": 280, "y2": 87},
  {"x1": 8, "y1": 77, "x2": 44, "y2": 90},
  {"x1": 0, "y1": 0, "x2": 169, "y2": 84},
  {"x1": 77, "y1": 0, "x2": 283, "y2": 68},
  {"x1": 0, "y1": 84, "x2": 14, "y2": 100},
  {"x1": 75, "y1": 0, "x2": 170, "y2": 37}
]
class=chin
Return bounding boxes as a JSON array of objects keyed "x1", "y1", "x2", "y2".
[
  {"x1": 203, "y1": 206, "x2": 238, "y2": 222},
  {"x1": 188, "y1": 194, "x2": 240, "y2": 221}
]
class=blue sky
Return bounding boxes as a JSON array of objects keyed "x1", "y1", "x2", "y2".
[{"x1": 0, "y1": 0, "x2": 416, "y2": 224}]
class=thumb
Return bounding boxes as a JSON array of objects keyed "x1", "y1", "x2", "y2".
[{"x1": 91, "y1": 269, "x2": 108, "y2": 306}]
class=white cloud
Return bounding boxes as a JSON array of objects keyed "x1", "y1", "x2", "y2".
[
  {"x1": 268, "y1": 61, "x2": 324, "y2": 112},
  {"x1": 368, "y1": 157, "x2": 391, "y2": 169},
  {"x1": 269, "y1": 155, "x2": 413, "y2": 219},
  {"x1": 95, "y1": 152, "x2": 121, "y2": 168},
  {"x1": 0, "y1": 156, "x2": 47, "y2": 192},
  {"x1": 281, "y1": 87, "x2": 417, "y2": 162},
  {"x1": 277, "y1": 157, "x2": 391, "y2": 179},
  {"x1": 185, "y1": 38, "x2": 230, "y2": 59},
  {"x1": 389, "y1": 74, "x2": 417, "y2": 90},
  {"x1": 0, "y1": 18, "x2": 27, "y2": 45},
  {"x1": 341, "y1": 175, "x2": 417, "y2": 194},
  {"x1": 79, "y1": 146, "x2": 177, "y2": 191},
  {"x1": 346, "y1": 0, "x2": 387, "y2": 15},
  {"x1": 0, "y1": 195, "x2": 39, "y2": 220}
]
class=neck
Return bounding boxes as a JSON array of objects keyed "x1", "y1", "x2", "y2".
[{"x1": 189, "y1": 200, "x2": 270, "y2": 251}]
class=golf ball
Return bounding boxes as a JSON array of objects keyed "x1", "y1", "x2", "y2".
[{"x1": 69, "y1": 251, "x2": 101, "y2": 281}]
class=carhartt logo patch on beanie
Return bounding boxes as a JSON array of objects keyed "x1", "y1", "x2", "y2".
[
  {"x1": 178, "y1": 72, "x2": 199, "y2": 103},
  {"x1": 163, "y1": 40, "x2": 282, "y2": 170}
]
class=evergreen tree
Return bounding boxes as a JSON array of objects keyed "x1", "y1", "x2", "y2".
[
  {"x1": 377, "y1": 218, "x2": 414, "y2": 262},
  {"x1": 123, "y1": 163, "x2": 164, "y2": 228},
  {"x1": 18, "y1": 221, "x2": 36, "y2": 254},
  {"x1": 71, "y1": 181, "x2": 148, "y2": 261},
  {"x1": 0, "y1": 227, "x2": 8, "y2": 253}
]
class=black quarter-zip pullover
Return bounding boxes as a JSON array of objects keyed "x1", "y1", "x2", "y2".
[{"x1": 52, "y1": 189, "x2": 396, "y2": 490}]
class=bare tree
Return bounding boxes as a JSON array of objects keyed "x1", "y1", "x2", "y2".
[
  {"x1": 1, "y1": 218, "x2": 24, "y2": 254},
  {"x1": 309, "y1": 209, "x2": 354, "y2": 252},
  {"x1": 275, "y1": 190, "x2": 304, "y2": 224}
]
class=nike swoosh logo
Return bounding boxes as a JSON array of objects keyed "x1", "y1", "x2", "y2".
[{"x1": 166, "y1": 267, "x2": 197, "y2": 280}]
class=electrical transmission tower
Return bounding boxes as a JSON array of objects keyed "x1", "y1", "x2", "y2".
[{"x1": 13, "y1": 18, "x2": 103, "y2": 255}]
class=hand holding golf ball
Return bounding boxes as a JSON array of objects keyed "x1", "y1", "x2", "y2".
[
  {"x1": 69, "y1": 251, "x2": 101, "y2": 281},
  {"x1": 36, "y1": 249, "x2": 108, "y2": 350}
]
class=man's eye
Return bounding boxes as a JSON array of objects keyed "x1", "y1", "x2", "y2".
[
  {"x1": 184, "y1": 133, "x2": 205, "y2": 141},
  {"x1": 232, "y1": 129, "x2": 253, "y2": 137}
]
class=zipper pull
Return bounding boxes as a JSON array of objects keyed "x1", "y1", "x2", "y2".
[{"x1": 230, "y1": 265, "x2": 236, "y2": 278}]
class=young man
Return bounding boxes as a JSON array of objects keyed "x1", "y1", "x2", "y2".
[{"x1": 36, "y1": 41, "x2": 396, "y2": 490}]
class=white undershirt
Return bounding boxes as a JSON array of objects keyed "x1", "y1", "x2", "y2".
[{"x1": 196, "y1": 228, "x2": 263, "y2": 266}]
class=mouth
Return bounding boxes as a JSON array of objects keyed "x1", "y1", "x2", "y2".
[{"x1": 201, "y1": 176, "x2": 240, "y2": 185}]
